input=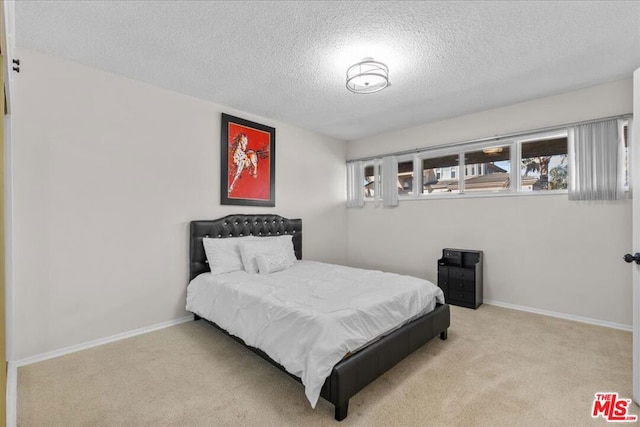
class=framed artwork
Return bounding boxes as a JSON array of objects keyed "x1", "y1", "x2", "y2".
[{"x1": 220, "y1": 113, "x2": 276, "y2": 207}]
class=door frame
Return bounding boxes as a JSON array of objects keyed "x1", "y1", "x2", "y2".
[{"x1": 632, "y1": 67, "x2": 640, "y2": 404}]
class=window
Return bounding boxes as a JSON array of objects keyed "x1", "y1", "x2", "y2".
[
  {"x1": 462, "y1": 146, "x2": 511, "y2": 193},
  {"x1": 398, "y1": 160, "x2": 414, "y2": 195},
  {"x1": 422, "y1": 155, "x2": 460, "y2": 194},
  {"x1": 363, "y1": 162, "x2": 380, "y2": 199},
  {"x1": 520, "y1": 135, "x2": 568, "y2": 191},
  {"x1": 360, "y1": 133, "x2": 568, "y2": 201},
  {"x1": 348, "y1": 118, "x2": 629, "y2": 205}
]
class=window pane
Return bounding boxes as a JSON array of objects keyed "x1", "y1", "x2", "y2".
[
  {"x1": 521, "y1": 137, "x2": 567, "y2": 191},
  {"x1": 364, "y1": 164, "x2": 376, "y2": 198},
  {"x1": 462, "y1": 146, "x2": 511, "y2": 192},
  {"x1": 398, "y1": 160, "x2": 413, "y2": 195},
  {"x1": 422, "y1": 155, "x2": 460, "y2": 194}
]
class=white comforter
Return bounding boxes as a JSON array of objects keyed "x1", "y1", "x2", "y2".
[{"x1": 186, "y1": 260, "x2": 444, "y2": 407}]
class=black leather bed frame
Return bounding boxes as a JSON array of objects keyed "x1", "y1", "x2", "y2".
[{"x1": 188, "y1": 214, "x2": 450, "y2": 421}]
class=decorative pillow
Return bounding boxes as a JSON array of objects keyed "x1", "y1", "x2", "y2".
[
  {"x1": 256, "y1": 251, "x2": 294, "y2": 274},
  {"x1": 239, "y1": 235, "x2": 296, "y2": 273},
  {"x1": 202, "y1": 236, "x2": 258, "y2": 275}
]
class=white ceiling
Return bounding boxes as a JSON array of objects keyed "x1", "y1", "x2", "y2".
[{"x1": 14, "y1": 1, "x2": 640, "y2": 141}]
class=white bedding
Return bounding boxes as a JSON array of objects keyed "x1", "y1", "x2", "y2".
[{"x1": 186, "y1": 260, "x2": 444, "y2": 407}]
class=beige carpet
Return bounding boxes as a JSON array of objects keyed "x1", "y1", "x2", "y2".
[{"x1": 17, "y1": 305, "x2": 638, "y2": 426}]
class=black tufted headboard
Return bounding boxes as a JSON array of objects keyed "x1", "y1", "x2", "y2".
[{"x1": 189, "y1": 214, "x2": 302, "y2": 281}]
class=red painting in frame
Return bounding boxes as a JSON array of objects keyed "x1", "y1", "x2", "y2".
[{"x1": 221, "y1": 113, "x2": 275, "y2": 207}]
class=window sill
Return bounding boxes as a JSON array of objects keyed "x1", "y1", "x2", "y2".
[{"x1": 364, "y1": 189, "x2": 569, "y2": 203}]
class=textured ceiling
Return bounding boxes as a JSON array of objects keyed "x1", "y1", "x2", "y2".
[{"x1": 14, "y1": 1, "x2": 640, "y2": 141}]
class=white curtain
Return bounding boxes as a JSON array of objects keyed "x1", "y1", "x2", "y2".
[
  {"x1": 568, "y1": 119, "x2": 624, "y2": 200},
  {"x1": 381, "y1": 155, "x2": 399, "y2": 207},
  {"x1": 346, "y1": 161, "x2": 364, "y2": 207}
]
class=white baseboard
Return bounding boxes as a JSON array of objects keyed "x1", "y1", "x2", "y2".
[
  {"x1": 6, "y1": 315, "x2": 194, "y2": 427},
  {"x1": 484, "y1": 299, "x2": 632, "y2": 332},
  {"x1": 13, "y1": 315, "x2": 194, "y2": 368}
]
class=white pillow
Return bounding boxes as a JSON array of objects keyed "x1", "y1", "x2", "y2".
[
  {"x1": 239, "y1": 235, "x2": 296, "y2": 273},
  {"x1": 202, "y1": 236, "x2": 258, "y2": 275},
  {"x1": 256, "y1": 251, "x2": 294, "y2": 274}
]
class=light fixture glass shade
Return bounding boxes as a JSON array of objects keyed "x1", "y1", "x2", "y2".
[
  {"x1": 482, "y1": 146, "x2": 504, "y2": 155},
  {"x1": 346, "y1": 57, "x2": 390, "y2": 94}
]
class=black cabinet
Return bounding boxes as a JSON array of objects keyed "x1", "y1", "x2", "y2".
[{"x1": 438, "y1": 249, "x2": 483, "y2": 309}]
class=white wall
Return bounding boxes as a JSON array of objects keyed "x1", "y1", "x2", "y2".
[
  {"x1": 347, "y1": 79, "x2": 633, "y2": 327},
  {"x1": 11, "y1": 48, "x2": 347, "y2": 360}
]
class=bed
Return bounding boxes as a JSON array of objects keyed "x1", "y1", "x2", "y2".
[{"x1": 187, "y1": 214, "x2": 450, "y2": 421}]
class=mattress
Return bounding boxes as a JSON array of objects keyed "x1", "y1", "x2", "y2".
[{"x1": 186, "y1": 260, "x2": 444, "y2": 407}]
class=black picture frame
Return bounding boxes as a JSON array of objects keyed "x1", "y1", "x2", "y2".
[{"x1": 220, "y1": 113, "x2": 276, "y2": 207}]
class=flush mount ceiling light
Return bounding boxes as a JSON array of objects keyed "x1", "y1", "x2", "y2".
[
  {"x1": 482, "y1": 147, "x2": 504, "y2": 155},
  {"x1": 346, "y1": 57, "x2": 390, "y2": 94}
]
